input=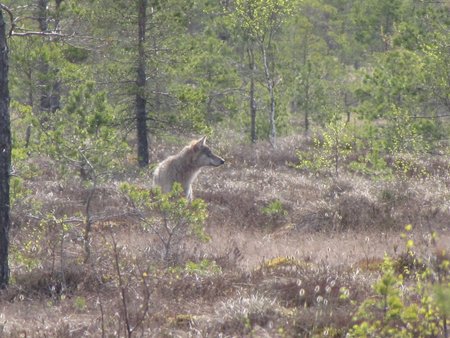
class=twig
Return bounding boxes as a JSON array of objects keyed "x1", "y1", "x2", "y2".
[
  {"x1": 11, "y1": 31, "x2": 66, "y2": 37},
  {"x1": 0, "y1": 4, "x2": 67, "y2": 38},
  {"x1": 110, "y1": 233, "x2": 132, "y2": 338}
]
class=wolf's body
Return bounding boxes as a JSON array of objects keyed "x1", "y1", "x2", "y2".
[{"x1": 152, "y1": 137, "x2": 225, "y2": 200}]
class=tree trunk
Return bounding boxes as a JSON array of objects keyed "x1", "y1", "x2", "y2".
[
  {"x1": 36, "y1": 0, "x2": 60, "y2": 118},
  {"x1": 344, "y1": 91, "x2": 350, "y2": 123},
  {"x1": 37, "y1": 0, "x2": 50, "y2": 114},
  {"x1": 302, "y1": 32, "x2": 310, "y2": 134},
  {"x1": 261, "y1": 46, "x2": 276, "y2": 148},
  {"x1": 268, "y1": 83, "x2": 276, "y2": 147},
  {"x1": 136, "y1": 0, "x2": 149, "y2": 167},
  {"x1": 0, "y1": 8, "x2": 11, "y2": 288},
  {"x1": 247, "y1": 46, "x2": 257, "y2": 143},
  {"x1": 304, "y1": 76, "x2": 310, "y2": 134}
]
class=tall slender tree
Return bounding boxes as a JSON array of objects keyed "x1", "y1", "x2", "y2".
[
  {"x1": 136, "y1": 0, "x2": 149, "y2": 167},
  {"x1": 247, "y1": 45, "x2": 257, "y2": 143},
  {"x1": 0, "y1": 4, "x2": 11, "y2": 288},
  {"x1": 36, "y1": 0, "x2": 61, "y2": 117},
  {"x1": 233, "y1": 0, "x2": 293, "y2": 147}
]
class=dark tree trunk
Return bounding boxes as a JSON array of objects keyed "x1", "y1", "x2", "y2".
[
  {"x1": 136, "y1": 0, "x2": 149, "y2": 167},
  {"x1": 0, "y1": 8, "x2": 11, "y2": 288}
]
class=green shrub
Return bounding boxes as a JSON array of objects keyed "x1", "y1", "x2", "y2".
[
  {"x1": 184, "y1": 259, "x2": 222, "y2": 276},
  {"x1": 121, "y1": 182, "x2": 209, "y2": 264},
  {"x1": 294, "y1": 114, "x2": 353, "y2": 176},
  {"x1": 262, "y1": 199, "x2": 288, "y2": 227},
  {"x1": 349, "y1": 225, "x2": 449, "y2": 337}
]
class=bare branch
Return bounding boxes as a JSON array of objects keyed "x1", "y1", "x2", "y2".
[
  {"x1": 12, "y1": 30, "x2": 66, "y2": 37},
  {"x1": 1, "y1": 4, "x2": 67, "y2": 38},
  {"x1": 413, "y1": 114, "x2": 450, "y2": 119}
]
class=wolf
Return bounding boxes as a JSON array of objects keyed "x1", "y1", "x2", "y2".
[{"x1": 152, "y1": 136, "x2": 225, "y2": 200}]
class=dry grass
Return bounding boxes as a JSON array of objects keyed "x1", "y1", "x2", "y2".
[{"x1": 1, "y1": 135, "x2": 450, "y2": 336}]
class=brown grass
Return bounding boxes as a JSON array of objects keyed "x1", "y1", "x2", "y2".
[{"x1": 1, "y1": 135, "x2": 450, "y2": 336}]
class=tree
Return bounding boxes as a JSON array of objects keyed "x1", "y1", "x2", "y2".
[
  {"x1": 168, "y1": 2, "x2": 240, "y2": 134},
  {"x1": 233, "y1": 0, "x2": 294, "y2": 147},
  {"x1": 284, "y1": 7, "x2": 329, "y2": 133},
  {"x1": 0, "y1": 1, "x2": 65, "y2": 288},
  {"x1": 136, "y1": 0, "x2": 149, "y2": 167},
  {"x1": 247, "y1": 44, "x2": 257, "y2": 142},
  {"x1": 0, "y1": 4, "x2": 11, "y2": 288},
  {"x1": 121, "y1": 182, "x2": 208, "y2": 265},
  {"x1": 36, "y1": 82, "x2": 129, "y2": 261},
  {"x1": 77, "y1": 0, "x2": 195, "y2": 164},
  {"x1": 349, "y1": 0, "x2": 403, "y2": 52},
  {"x1": 279, "y1": 0, "x2": 350, "y2": 133},
  {"x1": 36, "y1": 0, "x2": 61, "y2": 116}
]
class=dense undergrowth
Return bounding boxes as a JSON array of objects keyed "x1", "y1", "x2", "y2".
[{"x1": 1, "y1": 135, "x2": 449, "y2": 337}]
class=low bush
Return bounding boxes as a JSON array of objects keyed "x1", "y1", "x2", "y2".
[
  {"x1": 349, "y1": 225, "x2": 450, "y2": 337},
  {"x1": 121, "y1": 182, "x2": 209, "y2": 265}
]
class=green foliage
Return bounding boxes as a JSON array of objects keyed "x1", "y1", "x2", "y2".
[
  {"x1": 178, "y1": 35, "x2": 240, "y2": 125},
  {"x1": 9, "y1": 176, "x2": 31, "y2": 209},
  {"x1": 170, "y1": 29, "x2": 241, "y2": 133},
  {"x1": 34, "y1": 82, "x2": 128, "y2": 179},
  {"x1": 349, "y1": 225, "x2": 450, "y2": 337},
  {"x1": 73, "y1": 296, "x2": 87, "y2": 312},
  {"x1": 348, "y1": 138, "x2": 392, "y2": 178},
  {"x1": 294, "y1": 113, "x2": 354, "y2": 176},
  {"x1": 7, "y1": 0, "x2": 450, "y2": 156},
  {"x1": 350, "y1": 105, "x2": 427, "y2": 178},
  {"x1": 384, "y1": 105, "x2": 427, "y2": 156},
  {"x1": 349, "y1": 0, "x2": 403, "y2": 51},
  {"x1": 262, "y1": 199, "x2": 287, "y2": 218},
  {"x1": 10, "y1": 213, "x2": 74, "y2": 274},
  {"x1": 261, "y1": 199, "x2": 288, "y2": 228},
  {"x1": 296, "y1": 104, "x2": 432, "y2": 178},
  {"x1": 357, "y1": 49, "x2": 426, "y2": 120},
  {"x1": 184, "y1": 259, "x2": 222, "y2": 276},
  {"x1": 233, "y1": 0, "x2": 294, "y2": 42},
  {"x1": 433, "y1": 285, "x2": 450, "y2": 317},
  {"x1": 120, "y1": 182, "x2": 209, "y2": 264}
]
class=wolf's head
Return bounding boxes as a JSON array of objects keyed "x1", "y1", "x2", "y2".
[{"x1": 191, "y1": 136, "x2": 225, "y2": 168}]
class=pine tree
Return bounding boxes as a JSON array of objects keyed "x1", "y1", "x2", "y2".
[{"x1": 0, "y1": 5, "x2": 11, "y2": 288}]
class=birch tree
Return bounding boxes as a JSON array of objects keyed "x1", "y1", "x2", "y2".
[{"x1": 233, "y1": 0, "x2": 293, "y2": 147}]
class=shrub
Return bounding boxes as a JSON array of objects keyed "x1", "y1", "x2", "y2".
[
  {"x1": 294, "y1": 114, "x2": 354, "y2": 176},
  {"x1": 121, "y1": 182, "x2": 209, "y2": 265},
  {"x1": 261, "y1": 199, "x2": 288, "y2": 228},
  {"x1": 349, "y1": 226, "x2": 450, "y2": 337},
  {"x1": 184, "y1": 259, "x2": 222, "y2": 276}
]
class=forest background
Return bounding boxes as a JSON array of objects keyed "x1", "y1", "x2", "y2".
[{"x1": 0, "y1": 0, "x2": 449, "y2": 336}]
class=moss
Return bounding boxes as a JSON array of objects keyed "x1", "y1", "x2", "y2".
[{"x1": 258, "y1": 256, "x2": 309, "y2": 271}]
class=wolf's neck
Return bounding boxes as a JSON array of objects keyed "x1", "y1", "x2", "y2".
[{"x1": 173, "y1": 149, "x2": 201, "y2": 180}]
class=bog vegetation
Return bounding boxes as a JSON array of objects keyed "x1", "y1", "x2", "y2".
[{"x1": 0, "y1": 0, "x2": 449, "y2": 336}]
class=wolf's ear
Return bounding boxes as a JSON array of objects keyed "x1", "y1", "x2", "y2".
[
  {"x1": 193, "y1": 136, "x2": 206, "y2": 150},
  {"x1": 196, "y1": 136, "x2": 206, "y2": 147}
]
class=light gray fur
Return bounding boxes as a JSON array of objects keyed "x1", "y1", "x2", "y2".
[{"x1": 153, "y1": 137, "x2": 224, "y2": 200}]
